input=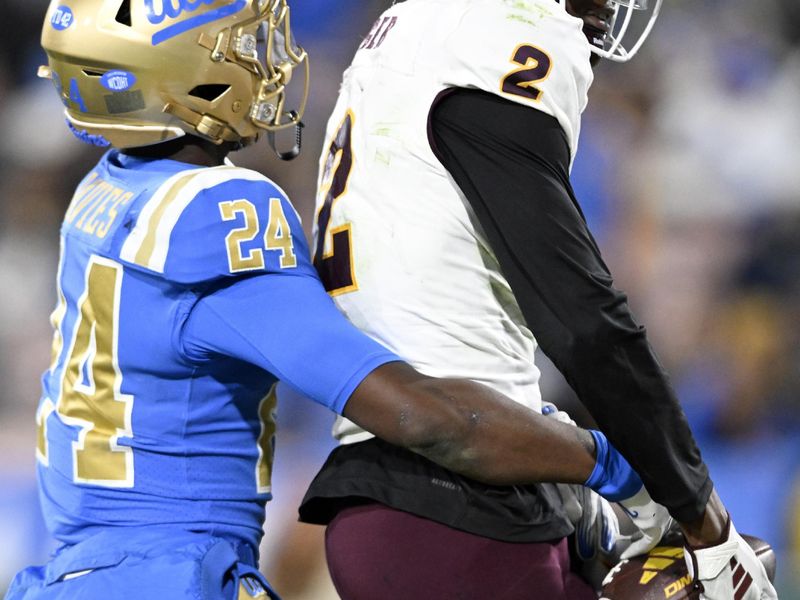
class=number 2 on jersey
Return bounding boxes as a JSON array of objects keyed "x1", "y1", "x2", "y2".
[
  {"x1": 501, "y1": 44, "x2": 553, "y2": 101},
  {"x1": 315, "y1": 110, "x2": 358, "y2": 296}
]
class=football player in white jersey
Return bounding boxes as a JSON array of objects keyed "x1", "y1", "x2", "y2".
[{"x1": 300, "y1": 0, "x2": 779, "y2": 598}]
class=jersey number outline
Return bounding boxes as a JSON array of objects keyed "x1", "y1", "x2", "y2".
[
  {"x1": 256, "y1": 385, "x2": 278, "y2": 494},
  {"x1": 501, "y1": 44, "x2": 553, "y2": 102},
  {"x1": 219, "y1": 198, "x2": 298, "y2": 273},
  {"x1": 314, "y1": 110, "x2": 358, "y2": 296},
  {"x1": 44, "y1": 256, "x2": 136, "y2": 487}
]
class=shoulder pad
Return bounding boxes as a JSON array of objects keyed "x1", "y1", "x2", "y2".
[
  {"x1": 118, "y1": 166, "x2": 312, "y2": 285},
  {"x1": 438, "y1": 0, "x2": 592, "y2": 158}
]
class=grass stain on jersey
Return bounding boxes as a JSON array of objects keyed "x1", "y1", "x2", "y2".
[{"x1": 503, "y1": 0, "x2": 554, "y2": 17}]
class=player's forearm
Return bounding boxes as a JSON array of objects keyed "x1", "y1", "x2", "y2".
[
  {"x1": 679, "y1": 488, "x2": 729, "y2": 547},
  {"x1": 407, "y1": 377, "x2": 598, "y2": 485},
  {"x1": 344, "y1": 362, "x2": 597, "y2": 486}
]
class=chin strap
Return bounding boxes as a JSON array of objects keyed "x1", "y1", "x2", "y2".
[{"x1": 267, "y1": 112, "x2": 304, "y2": 161}]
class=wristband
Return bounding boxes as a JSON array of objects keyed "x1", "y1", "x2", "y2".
[{"x1": 585, "y1": 430, "x2": 643, "y2": 502}]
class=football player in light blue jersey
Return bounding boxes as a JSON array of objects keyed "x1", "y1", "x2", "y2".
[{"x1": 8, "y1": 1, "x2": 666, "y2": 599}]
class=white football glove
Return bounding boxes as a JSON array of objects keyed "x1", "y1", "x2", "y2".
[
  {"x1": 684, "y1": 519, "x2": 778, "y2": 600},
  {"x1": 617, "y1": 485, "x2": 674, "y2": 560}
]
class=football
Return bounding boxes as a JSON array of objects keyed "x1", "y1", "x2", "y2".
[{"x1": 599, "y1": 531, "x2": 776, "y2": 600}]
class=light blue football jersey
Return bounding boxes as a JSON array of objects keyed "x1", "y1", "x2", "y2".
[{"x1": 34, "y1": 150, "x2": 399, "y2": 553}]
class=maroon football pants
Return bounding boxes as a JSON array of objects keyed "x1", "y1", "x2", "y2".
[{"x1": 324, "y1": 503, "x2": 596, "y2": 600}]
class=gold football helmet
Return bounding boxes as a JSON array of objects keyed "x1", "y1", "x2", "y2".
[{"x1": 38, "y1": 0, "x2": 309, "y2": 150}]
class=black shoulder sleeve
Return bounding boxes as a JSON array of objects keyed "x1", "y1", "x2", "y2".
[{"x1": 429, "y1": 88, "x2": 712, "y2": 523}]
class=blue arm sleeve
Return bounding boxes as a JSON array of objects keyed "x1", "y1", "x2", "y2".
[
  {"x1": 180, "y1": 272, "x2": 401, "y2": 414},
  {"x1": 585, "y1": 430, "x2": 644, "y2": 502}
]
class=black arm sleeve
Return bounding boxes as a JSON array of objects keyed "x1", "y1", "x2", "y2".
[{"x1": 429, "y1": 88, "x2": 712, "y2": 523}]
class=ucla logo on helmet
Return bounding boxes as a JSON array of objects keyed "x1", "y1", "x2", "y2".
[
  {"x1": 146, "y1": 0, "x2": 247, "y2": 45},
  {"x1": 50, "y1": 5, "x2": 74, "y2": 30},
  {"x1": 145, "y1": 0, "x2": 217, "y2": 25},
  {"x1": 101, "y1": 71, "x2": 137, "y2": 92}
]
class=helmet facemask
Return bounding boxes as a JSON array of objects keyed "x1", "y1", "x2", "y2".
[
  {"x1": 253, "y1": 1, "x2": 309, "y2": 159},
  {"x1": 588, "y1": 0, "x2": 663, "y2": 62},
  {"x1": 239, "y1": 0, "x2": 308, "y2": 132}
]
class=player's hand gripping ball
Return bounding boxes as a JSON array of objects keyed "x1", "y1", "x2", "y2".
[{"x1": 600, "y1": 529, "x2": 776, "y2": 599}]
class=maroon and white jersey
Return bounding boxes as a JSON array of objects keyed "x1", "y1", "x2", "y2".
[{"x1": 313, "y1": 0, "x2": 594, "y2": 444}]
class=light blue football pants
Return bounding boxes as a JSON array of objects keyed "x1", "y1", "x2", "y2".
[{"x1": 4, "y1": 527, "x2": 279, "y2": 600}]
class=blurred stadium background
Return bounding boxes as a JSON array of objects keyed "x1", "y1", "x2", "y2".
[{"x1": 1, "y1": 0, "x2": 799, "y2": 597}]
